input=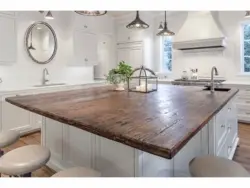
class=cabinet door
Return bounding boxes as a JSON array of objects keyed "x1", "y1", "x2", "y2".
[
  {"x1": 173, "y1": 131, "x2": 202, "y2": 177},
  {"x1": 63, "y1": 125, "x2": 93, "y2": 168},
  {"x1": 1, "y1": 95, "x2": 31, "y2": 133},
  {"x1": 73, "y1": 30, "x2": 98, "y2": 66},
  {"x1": 95, "y1": 136, "x2": 135, "y2": 177},
  {"x1": 117, "y1": 48, "x2": 130, "y2": 65},
  {"x1": 117, "y1": 24, "x2": 129, "y2": 42},
  {"x1": 44, "y1": 118, "x2": 63, "y2": 161},
  {"x1": 0, "y1": 15, "x2": 16, "y2": 63},
  {"x1": 94, "y1": 35, "x2": 112, "y2": 79},
  {"x1": 129, "y1": 47, "x2": 143, "y2": 69},
  {"x1": 74, "y1": 15, "x2": 96, "y2": 33}
]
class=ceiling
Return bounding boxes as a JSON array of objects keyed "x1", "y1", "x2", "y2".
[
  {"x1": 107, "y1": 11, "x2": 166, "y2": 18},
  {"x1": 107, "y1": 11, "x2": 134, "y2": 17}
]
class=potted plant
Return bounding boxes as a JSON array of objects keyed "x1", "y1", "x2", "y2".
[{"x1": 105, "y1": 61, "x2": 133, "y2": 91}]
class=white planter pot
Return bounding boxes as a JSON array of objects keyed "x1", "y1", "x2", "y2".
[{"x1": 115, "y1": 83, "x2": 125, "y2": 91}]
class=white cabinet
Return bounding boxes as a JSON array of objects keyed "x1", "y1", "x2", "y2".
[
  {"x1": 95, "y1": 136, "x2": 135, "y2": 177},
  {"x1": 209, "y1": 96, "x2": 238, "y2": 159},
  {"x1": 117, "y1": 42, "x2": 143, "y2": 69},
  {"x1": 73, "y1": 30, "x2": 98, "y2": 66},
  {"x1": 0, "y1": 14, "x2": 16, "y2": 63},
  {"x1": 74, "y1": 15, "x2": 97, "y2": 34},
  {"x1": 64, "y1": 125, "x2": 93, "y2": 168},
  {"x1": 1, "y1": 94, "x2": 31, "y2": 133},
  {"x1": 94, "y1": 34, "x2": 113, "y2": 79},
  {"x1": 117, "y1": 24, "x2": 143, "y2": 43}
]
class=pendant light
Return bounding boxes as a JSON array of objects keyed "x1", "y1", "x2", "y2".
[
  {"x1": 157, "y1": 11, "x2": 175, "y2": 36},
  {"x1": 45, "y1": 11, "x2": 54, "y2": 20},
  {"x1": 245, "y1": 11, "x2": 250, "y2": 18},
  {"x1": 28, "y1": 30, "x2": 35, "y2": 50},
  {"x1": 126, "y1": 11, "x2": 149, "y2": 29},
  {"x1": 75, "y1": 11, "x2": 107, "y2": 16},
  {"x1": 158, "y1": 22, "x2": 163, "y2": 30}
]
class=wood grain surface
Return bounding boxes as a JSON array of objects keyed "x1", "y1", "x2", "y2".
[{"x1": 6, "y1": 85, "x2": 239, "y2": 159}]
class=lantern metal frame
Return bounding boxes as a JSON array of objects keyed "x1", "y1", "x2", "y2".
[{"x1": 127, "y1": 65, "x2": 158, "y2": 93}]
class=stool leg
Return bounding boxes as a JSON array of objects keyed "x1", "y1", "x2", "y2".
[
  {"x1": 0, "y1": 149, "x2": 3, "y2": 177},
  {"x1": 0, "y1": 149, "x2": 3, "y2": 157},
  {"x1": 21, "y1": 173, "x2": 31, "y2": 177}
]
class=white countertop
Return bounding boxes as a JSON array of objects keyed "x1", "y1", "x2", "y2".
[
  {"x1": 156, "y1": 78, "x2": 250, "y2": 86},
  {"x1": 0, "y1": 80, "x2": 106, "y2": 95}
]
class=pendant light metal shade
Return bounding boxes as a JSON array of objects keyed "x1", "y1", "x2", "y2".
[
  {"x1": 245, "y1": 11, "x2": 250, "y2": 18},
  {"x1": 75, "y1": 11, "x2": 107, "y2": 16},
  {"x1": 157, "y1": 11, "x2": 175, "y2": 36},
  {"x1": 158, "y1": 22, "x2": 163, "y2": 30},
  {"x1": 126, "y1": 11, "x2": 149, "y2": 29},
  {"x1": 45, "y1": 11, "x2": 54, "y2": 20}
]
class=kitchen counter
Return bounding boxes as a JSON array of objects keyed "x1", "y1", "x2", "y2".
[
  {"x1": 0, "y1": 80, "x2": 105, "y2": 94},
  {"x1": 6, "y1": 84, "x2": 239, "y2": 159}
]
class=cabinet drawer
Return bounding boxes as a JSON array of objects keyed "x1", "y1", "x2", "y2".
[
  {"x1": 236, "y1": 95, "x2": 250, "y2": 104},
  {"x1": 215, "y1": 108, "x2": 227, "y2": 150},
  {"x1": 236, "y1": 103, "x2": 250, "y2": 116},
  {"x1": 217, "y1": 140, "x2": 227, "y2": 158},
  {"x1": 238, "y1": 114, "x2": 250, "y2": 123},
  {"x1": 238, "y1": 88, "x2": 250, "y2": 96}
]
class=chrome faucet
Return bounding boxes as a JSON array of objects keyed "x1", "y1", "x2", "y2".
[
  {"x1": 42, "y1": 68, "x2": 49, "y2": 85},
  {"x1": 211, "y1": 66, "x2": 219, "y2": 92}
]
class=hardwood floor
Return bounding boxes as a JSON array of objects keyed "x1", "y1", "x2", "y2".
[
  {"x1": 1, "y1": 123, "x2": 250, "y2": 177},
  {"x1": 233, "y1": 123, "x2": 250, "y2": 172}
]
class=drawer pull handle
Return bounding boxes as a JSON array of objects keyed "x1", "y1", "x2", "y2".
[
  {"x1": 246, "y1": 101, "x2": 250, "y2": 103},
  {"x1": 227, "y1": 146, "x2": 232, "y2": 156},
  {"x1": 246, "y1": 112, "x2": 250, "y2": 115}
]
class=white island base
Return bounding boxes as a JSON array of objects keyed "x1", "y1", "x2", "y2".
[{"x1": 42, "y1": 97, "x2": 239, "y2": 177}]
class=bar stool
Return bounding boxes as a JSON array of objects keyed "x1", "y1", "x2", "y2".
[
  {"x1": 0, "y1": 144, "x2": 50, "y2": 177},
  {"x1": 51, "y1": 167, "x2": 101, "y2": 177},
  {"x1": 0, "y1": 130, "x2": 20, "y2": 157},
  {"x1": 189, "y1": 155, "x2": 249, "y2": 177}
]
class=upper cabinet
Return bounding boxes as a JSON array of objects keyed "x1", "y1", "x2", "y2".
[
  {"x1": 117, "y1": 23, "x2": 144, "y2": 43},
  {"x1": 74, "y1": 15, "x2": 97, "y2": 33},
  {"x1": 73, "y1": 29, "x2": 98, "y2": 66},
  {"x1": 0, "y1": 12, "x2": 16, "y2": 64}
]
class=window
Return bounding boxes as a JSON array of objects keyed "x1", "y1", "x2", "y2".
[
  {"x1": 243, "y1": 23, "x2": 250, "y2": 72},
  {"x1": 162, "y1": 36, "x2": 172, "y2": 72}
]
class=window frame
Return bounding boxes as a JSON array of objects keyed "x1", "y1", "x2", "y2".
[
  {"x1": 241, "y1": 20, "x2": 250, "y2": 74},
  {"x1": 160, "y1": 36, "x2": 173, "y2": 73}
]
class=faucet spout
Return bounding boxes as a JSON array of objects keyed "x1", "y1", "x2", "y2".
[
  {"x1": 211, "y1": 66, "x2": 218, "y2": 93},
  {"x1": 42, "y1": 68, "x2": 49, "y2": 85}
]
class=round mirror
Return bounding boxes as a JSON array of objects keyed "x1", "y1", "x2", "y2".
[{"x1": 25, "y1": 21, "x2": 57, "y2": 64}]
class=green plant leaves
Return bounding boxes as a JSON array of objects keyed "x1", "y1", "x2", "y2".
[{"x1": 105, "y1": 61, "x2": 133, "y2": 84}]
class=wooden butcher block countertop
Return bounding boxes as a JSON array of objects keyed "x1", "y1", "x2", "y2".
[{"x1": 6, "y1": 84, "x2": 239, "y2": 159}]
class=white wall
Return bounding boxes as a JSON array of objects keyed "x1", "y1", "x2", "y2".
[
  {"x1": 0, "y1": 11, "x2": 115, "y2": 88},
  {"x1": 154, "y1": 11, "x2": 250, "y2": 82}
]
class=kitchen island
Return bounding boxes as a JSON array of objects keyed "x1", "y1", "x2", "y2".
[{"x1": 6, "y1": 85, "x2": 239, "y2": 177}]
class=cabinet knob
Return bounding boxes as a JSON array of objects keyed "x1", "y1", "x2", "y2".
[
  {"x1": 84, "y1": 58, "x2": 88, "y2": 62},
  {"x1": 84, "y1": 25, "x2": 88, "y2": 28},
  {"x1": 221, "y1": 124, "x2": 225, "y2": 128},
  {"x1": 228, "y1": 107, "x2": 231, "y2": 111},
  {"x1": 128, "y1": 37, "x2": 130, "y2": 40}
]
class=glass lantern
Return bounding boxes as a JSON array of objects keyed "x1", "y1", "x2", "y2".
[{"x1": 127, "y1": 65, "x2": 158, "y2": 93}]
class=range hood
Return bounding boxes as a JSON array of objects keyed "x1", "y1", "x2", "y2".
[{"x1": 172, "y1": 11, "x2": 226, "y2": 50}]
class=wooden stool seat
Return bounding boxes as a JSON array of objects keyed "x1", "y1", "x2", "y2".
[
  {"x1": 52, "y1": 167, "x2": 101, "y2": 177},
  {"x1": 189, "y1": 155, "x2": 249, "y2": 177}
]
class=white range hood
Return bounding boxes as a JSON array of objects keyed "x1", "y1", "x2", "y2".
[{"x1": 172, "y1": 11, "x2": 226, "y2": 50}]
